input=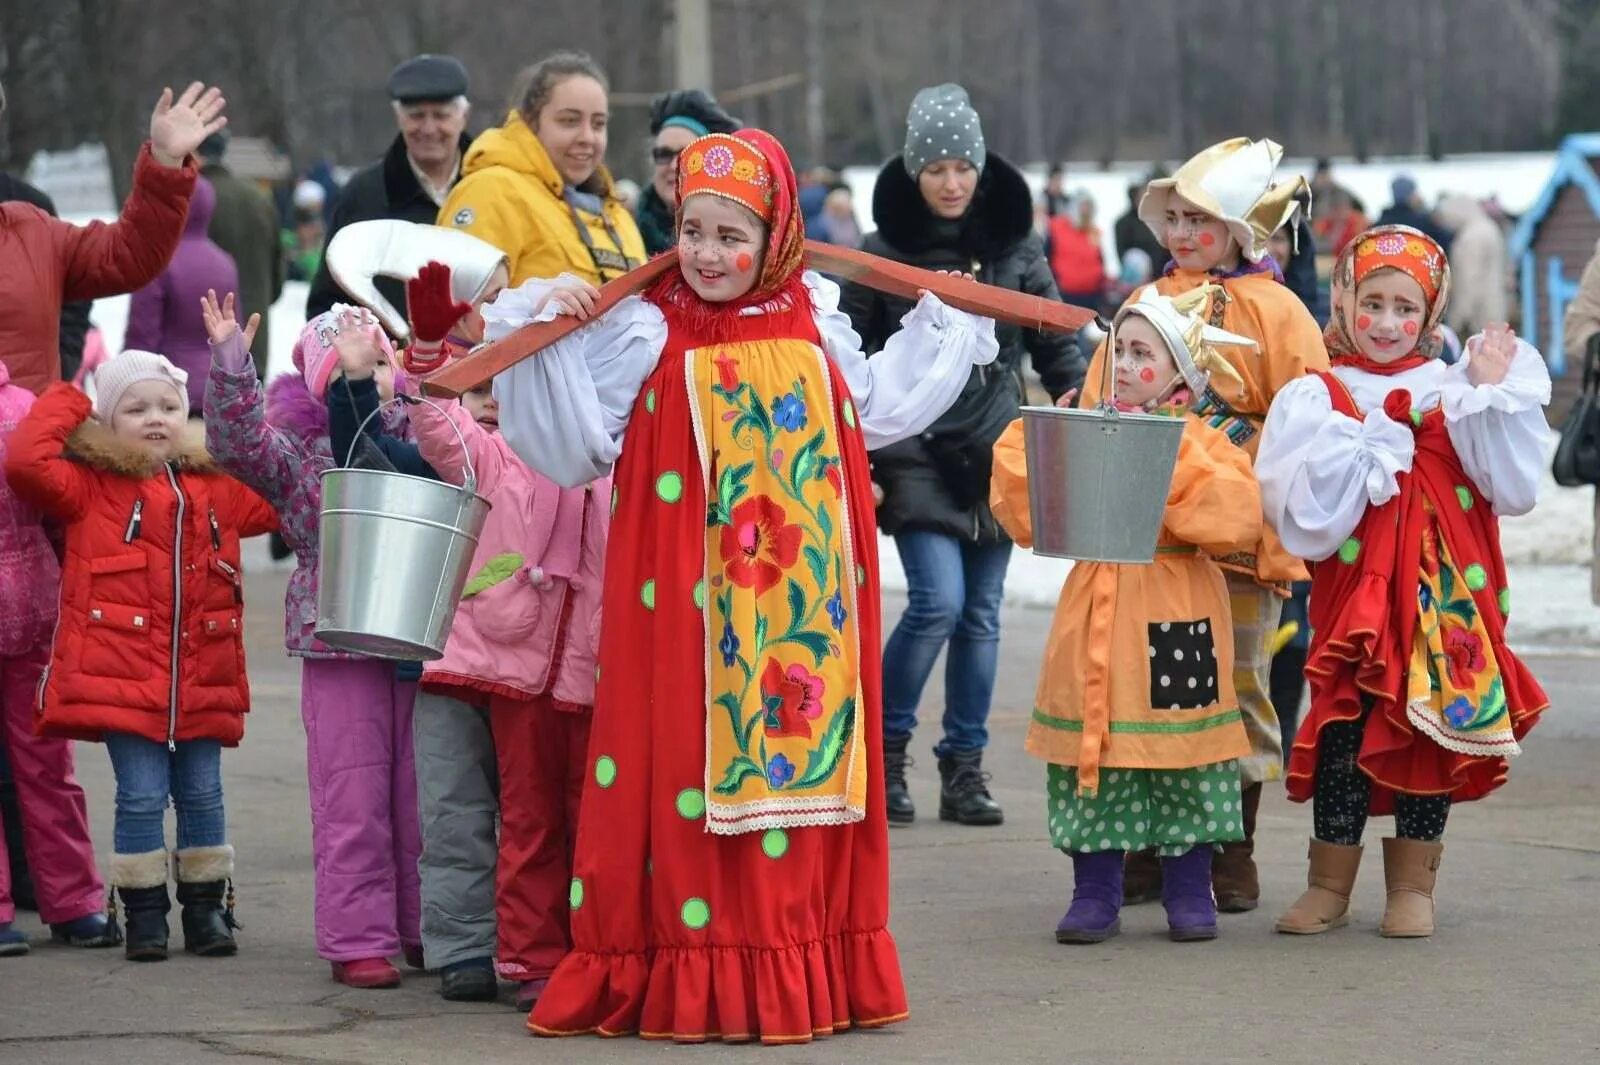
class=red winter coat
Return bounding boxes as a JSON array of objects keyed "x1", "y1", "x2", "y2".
[
  {"x1": 3, "y1": 383, "x2": 278, "y2": 746},
  {"x1": 0, "y1": 144, "x2": 196, "y2": 396}
]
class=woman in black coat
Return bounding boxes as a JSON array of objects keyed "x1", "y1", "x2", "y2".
[{"x1": 839, "y1": 83, "x2": 1085, "y2": 829}]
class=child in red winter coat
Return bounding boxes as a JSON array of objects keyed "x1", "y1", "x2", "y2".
[{"x1": 3, "y1": 351, "x2": 276, "y2": 962}]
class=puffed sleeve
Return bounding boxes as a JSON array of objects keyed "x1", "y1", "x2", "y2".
[
  {"x1": 486, "y1": 275, "x2": 667, "y2": 488},
  {"x1": 1255, "y1": 375, "x2": 1417, "y2": 562},
  {"x1": 1162, "y1": 418, "x2": 1262, "y2": 557},
  {"x1": 806, "y1": 271, "x2": 1000, "y2": 450},
  {"x1": 1440, "y1": 336, "x2": 1551, "y2": 517}
]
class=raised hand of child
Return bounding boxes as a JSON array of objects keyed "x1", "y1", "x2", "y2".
[
  {"x1": 1465, "y1": 322, "x2": 1517, "y2": 387},
  {"x1": 408, "y1": 261, "x2": 472, "y2": 344},
  {"x1": 332, "y1": 308, "x2": 384, "y2": 381},
  {"x1": 1055, "y1": 387, "x2": 1080, "y2": 410},
  {"x1": 201, "y1": 289, "x2": 261, "y2": 373}
]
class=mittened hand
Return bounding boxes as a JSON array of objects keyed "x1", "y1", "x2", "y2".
[
  {"x1": 407, "y1": 261, "x2": 473, "y2": 344},
  {"x1": 1465, "y1": 322, "x2": 1517, "y2": 387},
  {"x1": 1382, "y1": 388, "x2": 1415, "y2": 427}
]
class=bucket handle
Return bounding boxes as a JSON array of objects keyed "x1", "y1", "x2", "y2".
[{"x1": 343, "y1": 394, "x2": 479, "y2": 495}]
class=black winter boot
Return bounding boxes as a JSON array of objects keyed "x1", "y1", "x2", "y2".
[
  {"x1": 175, "y1": 846, "x2": 239, "y2": 956},
  {"x1": 937, "y1": 749, "x2": 1004, "y2": 826},
  {"x1": 112, "y1": 849, "x2": 172, "y2": 962},
  {"x1": 884, "y1": 734, "x2": 916, "y2": 826}
]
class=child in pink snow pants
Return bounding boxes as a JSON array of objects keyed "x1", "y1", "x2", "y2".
[
  {"x1": 0, "y1": 359, "x2": 117, "y2": 956},
  {"x1": 202, "y1": 293, "x2": 421, "y2": 988}
]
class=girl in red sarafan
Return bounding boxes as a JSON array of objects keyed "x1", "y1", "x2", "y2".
[
  {"x1": 489, "y1": 128, "x2": 999, "y2": 1043},
  {"x1": 1255, "y1": 226, "x2": 1550, "y2": 940}
]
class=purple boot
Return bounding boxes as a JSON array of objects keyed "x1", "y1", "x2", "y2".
[
  {"x1": 1161, "y1": 847, "x2": 1219, "y2": 942},
  {"x1": 1055, "y1": 850, "x2": 1124, "y2": 944}
]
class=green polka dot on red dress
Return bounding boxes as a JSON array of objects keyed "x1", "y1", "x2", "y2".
[
  {"x1": 692, "y1": 579, "x2": 706, "y2": 609},
  {"x1": 1498, "y1": 587, "x2": 1511, "y2": 616},
  {"x1": 680, "y1": 897, "x2": 710, "y2": 930},
  {"x1": 569, "y1": 877, "x2": 584, "y2": 909},
  {"x1": 1463, "y1": 564, "x2": 1489, "y2": 592},
  {"x1": 640, "y1": 579, "x2": 656, "y2": 610},
  {"x1": 1338, "y1": 538, "x2": 1361, "y2": 564},
  {"x1": 594, "y1": 755, "x2": 617, "y2": 788},
  {"x1": 644, "y1": 389, "x2": 657, "y2": 414},
  {"x1": 842, "y1": 399, "x2": 857, "y2": 430},
  {"x1": 675, "y1": 788, "x2": 705, "y2": 820},
  {"x1": 656, "y1": 471, "x2": 683, "y2": 503},
  {"x1": 761, "y1": 829, "x2": 789, "y2": 859},
  {"x1": 1455, "y1": 485, "x2": 1474, "y2": 511}
]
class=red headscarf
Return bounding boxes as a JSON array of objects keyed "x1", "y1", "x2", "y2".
[
  {"x1": 645, "y1": 128, "x2": 813, "y2": 341},
  {"x1": 1324, "y1": 225, "x2": 1452, "y2": 375}
]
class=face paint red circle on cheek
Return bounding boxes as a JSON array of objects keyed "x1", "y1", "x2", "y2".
[
  {"x1": 1355, "y1": 314, "x2": 1373, "y2": 331},
  {"x1": 734, "y1": 252, "x2": 753, "y2": 272},
  {"x1": 1403, "y1": 320, "x2": 1419, "y2": 336},
  {"x1": 1197, "y1": 232, "x2": 1216, "y2": 248},
  {"x1": 1138, "y1": 368, "x2": 1156, "y2": 383}
]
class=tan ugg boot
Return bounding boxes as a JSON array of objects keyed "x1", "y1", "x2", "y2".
[
  {"x1": 1274, "y1": 839, "x2": 1363, "y2": 934},
  {"x1": 1378, "y1": 837, "x2": 1442, "y2": 939}
]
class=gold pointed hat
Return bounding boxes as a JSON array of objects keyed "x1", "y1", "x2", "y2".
[
  {"x1": 1137, "y1": 138, "x2": 1308, "y2": 263},
  {"x1": 1115, "y1": 285, "x2": 1253, "y2": 396}
]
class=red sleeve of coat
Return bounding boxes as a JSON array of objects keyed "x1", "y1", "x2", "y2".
[
  {"x1": 54, "y1": 143, "x2": 197, "y2": 302},
  {"x1": 3, "y1": 382, "x2": 95, "y2": 521},
  {"x1": 218, "y1": 477, "x2": 281, "y2": 539}
]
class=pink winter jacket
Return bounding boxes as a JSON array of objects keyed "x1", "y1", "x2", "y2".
[
  {"x1": 409, "y1": 396, "x2": 608, "y2": 707},
  {"x1": 0, "y1": 361, "x2": 61, "y2": 656}
]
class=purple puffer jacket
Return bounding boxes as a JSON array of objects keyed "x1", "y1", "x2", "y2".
[
  {"x1": 0, "y1": 360, "x2": 60, "y2": 656},
  {"x1": 204, "y1": 349, "x2": 350, "y2": 659},
  {"x1": 125, "y1": 177, "x2": 239, "y2": 411}
]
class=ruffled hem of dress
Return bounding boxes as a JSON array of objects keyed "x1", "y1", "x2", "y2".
[{"x1": 527, "y1": 927, "x2": 908, "y2": 1045}]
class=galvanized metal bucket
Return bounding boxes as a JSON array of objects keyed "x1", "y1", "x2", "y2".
[
  {"x1": 315, "y1": 397, "x2": 490, "y2": 659},
  {"x1": 1020, "y1": 403, "x2": 1184, "y2": 563}
]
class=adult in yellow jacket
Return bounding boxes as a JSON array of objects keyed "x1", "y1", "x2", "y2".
[
  {"x1": 1080, "y1": 139, "x2": 1329, "y2": 911},
  {"x1": 440, "y1": 52, "x2": 644, "y2": 287}
]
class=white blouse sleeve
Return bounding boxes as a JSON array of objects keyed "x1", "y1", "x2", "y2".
[
  {"x1": 1440, "y1": 337, "x2": 1552, "y2": 517},
  {"x1": 806, "y1": 270, "x2": 1000, "y2": 450},
  {"x1": 1255, "y1": 375, "x2": 1418, "y2": 562},
  {"x1": 486, "y1": 275, "x2": 667, "y2": 488}
]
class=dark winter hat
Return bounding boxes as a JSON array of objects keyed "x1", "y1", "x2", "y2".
[
  {"x1": 198, "y1": 130, "x2": 230, "y2": 162},
  {"x1": 903, "y1": 83, "x2": 985, "y2": 178},
  {"x1": 1392, "y1": 175, "x2": 1418, "y2": 203},
  {"x1": 649, "y1": 89, "x2": 739, "y2": 137},
  {"x1": 388, "y1": 55, "x2": 470, "y2": 104}
]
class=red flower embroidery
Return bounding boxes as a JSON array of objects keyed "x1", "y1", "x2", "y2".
[
  {"x1": 824, "y1": 462, "x2": 843, "y2": 497},
  {"x1": 760, "y1": 659, "x2": 826, "y2": 738},
  {"x1": 1443, "y1": 625, "x2": 1486, "y2": 688},
  {"x1": 720, "y1": 496, "x2": 803, "y2": 593},
  {"x1": 714, "y1": 352, "x2": 740, "y2": 393}
]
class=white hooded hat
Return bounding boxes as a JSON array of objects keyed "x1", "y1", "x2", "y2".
[
  {"x1": 1114, "y1": 285, "x2": 1254, "y2": 397},
  {"x1": 326, "y1": 219, "x2": 509, "y2": 339}
]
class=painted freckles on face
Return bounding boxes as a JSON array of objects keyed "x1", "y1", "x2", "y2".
[
  {"x1": 1163, "y1": 194, "x2": 1238, "y2": 272},
  {"x1": 677, "y1": 194, "x2": 767, "y2": 302},
  {"x1": 1112, "y1": 314, "x2": 1182, "y2": 407}
]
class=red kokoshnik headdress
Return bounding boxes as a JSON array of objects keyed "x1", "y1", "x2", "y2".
[{"x1": 645, "y1": 128, "x2": 814, "y2": 341}]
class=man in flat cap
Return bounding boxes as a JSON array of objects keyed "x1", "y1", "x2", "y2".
[{"x1": 306, "y1": 54, "x2": 473, "y2": 320}]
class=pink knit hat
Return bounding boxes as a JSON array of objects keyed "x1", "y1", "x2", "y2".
[
  {"x1": 93, "y1": 349, "x2": 190, "y2": 421},
  {"x1": 292, "y1": 305, "x2": 400, "y2": 400}
]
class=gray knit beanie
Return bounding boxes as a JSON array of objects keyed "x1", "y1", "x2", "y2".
[{"x1": 903, "y1": 83, "x2": 985, "y2": 178}]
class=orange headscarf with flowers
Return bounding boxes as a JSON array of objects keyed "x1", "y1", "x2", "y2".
[
  {"x1": 1324, "y1": 225, "x2": 1452, "y2": 372},
  {"x1": 646, "y1": 128, "x2": 812, "y2": 338}
]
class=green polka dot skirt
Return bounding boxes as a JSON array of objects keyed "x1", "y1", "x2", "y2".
[{"x1": 1045, "y1": 761, "x2": 1244, "y2": 857}]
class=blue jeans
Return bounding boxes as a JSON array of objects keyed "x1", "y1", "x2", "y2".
[
  {"x1": 882, "y1": 531, "x2": 1012, "y2": 756},
  {"x1": 103, "y1": 734, "x2": 225, "y2": 855}
]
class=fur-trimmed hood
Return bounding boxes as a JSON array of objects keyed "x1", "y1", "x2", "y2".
[
  {"x1": 64, "y1": 417, "x2": 219, "y2": 477},
  {"x1": 870, "y1": 151, "x2": 1035, "y2": 260},
  {"x1": 264, "y1": 371, "x2": 330, "y2": 444}
]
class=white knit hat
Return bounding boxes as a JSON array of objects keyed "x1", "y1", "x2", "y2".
[{"x1": 93, "y1": 349, "x2": 190, "y2": 421}]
